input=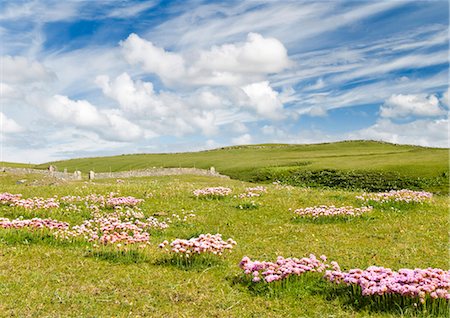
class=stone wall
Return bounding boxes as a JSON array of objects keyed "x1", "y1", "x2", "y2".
[{"x1": 1, "y1": 167, "x2": 229, "y2": 180}]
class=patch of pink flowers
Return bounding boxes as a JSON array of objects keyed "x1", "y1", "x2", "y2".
[
  {"x1": 55, "y1": 207, "x2": 167, "y2": 246},
  {"x1": 0, "y1": 217, "x2": 69, "y2": 230},
  {"x1": 0, "y1": 192, "x2": 22, "y2": 203},
  {"x1": 324, "y1": 265, "x2": 450, "y2": 304},
  {"x1": 193, "y1": 187, "x2": 232, "y2": 198},
  {"x1": 237, "y1": 186, "x2": 267, "y2": 199},
  {"x1": 292, "y1": 205, "x2": 372, "y2": 219},
  {"x1": 239, "y1": 254, "x2": 329, "y2": 283},
  {"x1": 0, "y1": 192, "x2": 60, "y2": 210},
  {"x1": 159, "y1": 233, "x2": 237, "y2": 257},
  {"x1": 61, "y1": 192, "x2": 143, "y2": 207},
  {"x1": 356, "y1": 190, "x2": 433, "y2": 203}
]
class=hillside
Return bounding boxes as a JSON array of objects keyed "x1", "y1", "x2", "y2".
[
  {"x1": 36, "y1": 140, "x2": 447, "y2": 176},
  {"x1": 32, "y1": 140, "x2": 449, "y2": 194}
]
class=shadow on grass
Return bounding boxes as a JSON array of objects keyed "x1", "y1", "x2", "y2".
[
  {"x1": 0, "y1": 229, "x2": 87, "y2": 248},
  {"x1": 291, "y1": 215, "x2": 375, "y2": 225},
  {"x1": 154, "y1": 254, "x2": 222, "y2": 271},
  {"x1": 228, "y1": 273, "x2": 329, "y2": 299},
  {"x1": 85, "y1": 248, "x2": 150, "y2": 264},
  {"x1": 319, "y1": 284, "x2": 448, "y2": 317}
]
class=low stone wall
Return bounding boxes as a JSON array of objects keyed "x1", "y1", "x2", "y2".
[
  {"x1": 94, "y1": 168, "x2": 229, "y2": 179},
  {"x1": 1, "y1": 167, "x2": 229, "y2": 180}
]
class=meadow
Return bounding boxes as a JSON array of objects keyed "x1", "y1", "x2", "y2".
[
  {"x1": 33, "y1": 141, "x2": 449, "y2": 195},
  {"x1": 0, "y1": 170, "x2": 448, "y2": 317}
]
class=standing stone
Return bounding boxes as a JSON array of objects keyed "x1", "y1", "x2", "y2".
[
  {"x1": 48, "y1": 165, "x2": 56, "y2": 176},
  {"x1": 63, "y1": 168, "x2": 68, "y2": 175},
  {"x1": 89, "y1": 171, "x2": 95, "y2": 180},
  {"x1": 210, "y1": 166, "x2": 216, "y2": 174},
  {"x1": 74, "y1": 170, "x2": 82, "y2": 180}
]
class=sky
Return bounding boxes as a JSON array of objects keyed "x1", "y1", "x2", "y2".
[{"x1": 0, "y1": 0, "x2": 448, "y2": 163}]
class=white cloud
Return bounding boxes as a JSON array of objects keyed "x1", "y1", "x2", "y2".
[
  {"x1": 107, "y1": 1, "x2": 156, "y2": 18},
  {"x1": 0, "y1": 112, "x2": 23, "y2": 133},
  {"x1": 120, "y1": 32, "x2": 290, "y2": 86},
  {"x1": 380, "y1": 94, "x2": 446, "y2": 118},
  {"x1": 232, "y1": 133, "x2": 252, "y2": 145},
  {"x1": 1, "y1": 55, "x2": 55, "y2": 84},
  {"x1": 440, "y1": 88, "x2": 449, "y2": 108},
  {"x1": 348, "y1": 118, "x2": 448, "y2": 148},
  {"x1": 194, "y1": 32, "x2": 290, "y2": 75},
  {"x1": 241, "y1": 81, "x2": 284, "y2": 119},
  {"x1": 231, "y1": 121, "x2": 248, "y2": 134},
  {"x1": 121, "y1": 33, "x2": 186, "y2": 84},
  {"x1": 0, "y1": 82, "x2": 21, "y2": 99},
  {"x1": 41, "y1": 94, "x2": 145, "y2": 142},
  {"x1": 96, "y1": 72, "x2": 166, "y2": 117}
]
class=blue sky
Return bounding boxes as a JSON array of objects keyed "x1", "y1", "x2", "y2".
[{"x1": 0, "y1": 0, "x2": 448, "y2": 163}]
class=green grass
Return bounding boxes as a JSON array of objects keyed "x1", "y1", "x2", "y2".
[
  {"x1": 33, "y1": 140, "x2": 449, "y2": 194},
  {"x1": 0, "y1": 173, "x2": 448, "y2": 317},
  {"x1": 36, "y1": 141, "x2": 448, "y2": 177},
  {"x1": 0, "y1": 161, "x2": 34, "y2": 168}
]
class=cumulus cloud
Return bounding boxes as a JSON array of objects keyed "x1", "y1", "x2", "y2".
[
  {"x1": 231, "y1": 121, "x2": 248, "y2": 134},
  {"x1": 41, "y1": 94, "x2": 145, "y2": 142},
  {"x1": 232, "y1": 133, "x2": 252, "y2": 145},
  {"x1": 2, "y1": 55, "x2": 55, "y2": 84},
  {"x1": 193, "y1": 32, "x2": 290, "y2": 75},
  {"x1": 121, "y1": 33, "x2": 186, "y2": 84},
  {"x1": 348, "y1": 118, "x2": 448, "y2": 148},
  {"x1": 96, "y1": 73, "x2": 220, "y2": 136},
  {"x1": 380, "y1": 94, "x2": 446, "y2": 118},
  {"x1": 120, "y1": 32, "x2": 291, "y2": 86},
  {"x1": 241, "y1": 81, "x2": 284, "y2": 119},
  {"x1": 0, "y1": 112, "x2": 23, "y2": 133},
  {"x1": 0, "y1": 82, "x2": 21, "y2": 99},
  {"x1": 440, "y1": 88, "x2": 449, "y2": 108}
]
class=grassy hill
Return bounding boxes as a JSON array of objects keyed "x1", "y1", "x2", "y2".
[
  {"x1": 35, "y1": 140, "x2": 449, "y2": 194},
  {"x1": 0, "y1": 162, "x2": 34, "y2": 168}
]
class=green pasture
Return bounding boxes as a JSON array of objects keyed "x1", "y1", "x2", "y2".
[{"x1": 0, "y1": 172, "x2": 448, "y2": 317}]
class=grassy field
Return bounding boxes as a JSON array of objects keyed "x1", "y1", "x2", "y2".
[
  {"x1": 0, "y1": 162, "x2": 34, "y2": 168},
  {"x1": 34, "y1": 140, "x2": 449, "y2": 194},
  {"x1": 0, "y1": 172, "x2": 448, "y2": 317},
  {"x1": 37, "y1": 141, "x2": 448, "y2": 177}
]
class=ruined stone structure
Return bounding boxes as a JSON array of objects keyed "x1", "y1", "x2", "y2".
[{"x1": 1, "y1": 167, "x2": 229, "y2": 180}]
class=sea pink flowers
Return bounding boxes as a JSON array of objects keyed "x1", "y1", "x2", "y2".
[
  {"x1": 240, "y1": 254, "x2": 329, "y2": 283},
  {"x1": 0, "y1": 192, "x2": 60, "y2": 210},
  {"x1": 55, "y1": 209, "x2": 168, "y2": 246},
  {"x1": 293, "y1": 205, "x2": 372, "y2": 219},
  {"x1": 0, "y1": 192, "x2": 143, "y2": 210},
  {"x1": 324, "y1": 265, "x2": 450, "y2": 303},
  {"x1": 159, "y1": 233, "x2": 237, "y2": 257},
  {"x1": 356, "y1": 190, "x2": 433, "y2": 203},
  {"x1": 193, "y1": 187, "x2": 232, "y2": 198},
  {"x1": 0, "y1": 217, "x2": 69, "y2": 230}
]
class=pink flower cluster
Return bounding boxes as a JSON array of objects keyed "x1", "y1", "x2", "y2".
[
  {"x1": 105, "y1": 196, "x2": 143, "y2": 207},
  {"x1": 159, "y1": 233, "x2": 237, "y2": 257},
  {"x1": 0, "y1": 217, "x2": 69, "y2": 230},
  {"x1": 292, "y1": 205, "x2": 372, "y2": 219},
  {"x1": 239, "y1": 254, "x2": 329, "y2": 283},
  {"x1": 356, "y1": 190, "x2": 433, "y2": 203},
  {"x1": 0, "y1": 192, "x2": 22, "y2": 203},
  {"x1": 0, "y1": 192, "x2": 60, "y2": 210},
  {"x1": 324, "y1": 265, "x2": 450, "y2": 303},
  {"x1": 61, "y1": 193, "x2": 143, "y2": 207},
  {"x1": 237, "y1": 186, "x2": 267, "y2": 199},
  {"x1": 193, "y1": 187, "x2": 232, "y2": 198},
  {"x1": 55, "y1": 208, "x2": 167, "y2": 246}
]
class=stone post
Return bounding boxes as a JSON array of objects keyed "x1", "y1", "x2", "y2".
[
  {"x1": 74, "y1": 170, "x2": 82, "y2": 180},
  {"x1": 89, "y1": 171, "x2": 95, "y2": 180}
]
